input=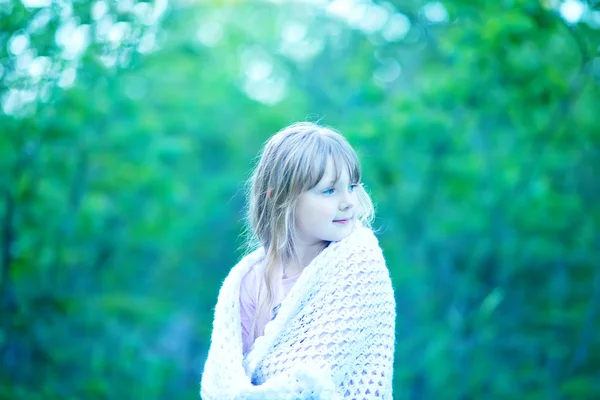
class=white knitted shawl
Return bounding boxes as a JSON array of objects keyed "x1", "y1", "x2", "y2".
[{"x1": 200, "y1": 225, "x2": 396, "y2": 399}]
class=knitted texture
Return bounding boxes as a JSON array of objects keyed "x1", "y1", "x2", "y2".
[{"x1": 200, "y1": 225, "x2": 396, "y2": 399}]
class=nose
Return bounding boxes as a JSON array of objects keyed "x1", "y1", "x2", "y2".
[{"x1": 339, "y1": 192, "x2": 355, "y2": 211}]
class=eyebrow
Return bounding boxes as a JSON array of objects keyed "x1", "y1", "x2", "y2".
[
  {"x1": 325, "y1": 177, "x2": 352, "y2": 186},
  {"x1": 320, "y1": 170, "x2": 355, "y2": 187}
]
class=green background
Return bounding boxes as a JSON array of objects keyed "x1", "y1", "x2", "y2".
[{"x1": 1, "y1": 0, "x2": 599, "y2": 398}]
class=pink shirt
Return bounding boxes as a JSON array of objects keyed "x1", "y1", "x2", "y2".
[{"x1": 239, "y1": 260, "x2": 301, "y2": 355}]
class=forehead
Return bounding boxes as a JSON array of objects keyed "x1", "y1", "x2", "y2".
[
  {"x1": 319, "y1": 157, "x2": 352, "y2": 184},
  {"x1": 304, "y1": 135, "x2": 360, "y2": 189}
]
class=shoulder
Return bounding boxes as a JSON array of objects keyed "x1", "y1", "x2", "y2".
[
  {"x1": 345, "y1": 225, "x2": 384, "y2": 258},
  {"x1": 229, "y1": 248, "x2": 265, "y2": 278},
  {"x1": 324, "y1": 225, "x2": 395, "y2": 304},
  {"x1": 332, "y1": 225, "x2": 390, "y2": 278},
  {"x1": 216, "y1": 248, "x2": 265, "y2": 301},
  {"x1": 240, "y1": 256, "x2": 265, "y2": 290}
]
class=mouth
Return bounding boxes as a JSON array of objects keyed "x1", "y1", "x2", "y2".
[{"x1": 333, "y1": 217, "x2": 353, "y2": 224}]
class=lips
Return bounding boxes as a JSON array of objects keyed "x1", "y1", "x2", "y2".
[{"x1": 333, "y1": 217, "x2": 353, "y2": 223}]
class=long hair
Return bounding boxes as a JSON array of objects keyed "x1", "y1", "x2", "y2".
[{"x1": 242, "y1": 121, "x2": 375, "y2": 341}]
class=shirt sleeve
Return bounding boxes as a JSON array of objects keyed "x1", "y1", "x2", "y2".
[{"x1": 240, "y1": 267, "x2": 258, "y2": 355}]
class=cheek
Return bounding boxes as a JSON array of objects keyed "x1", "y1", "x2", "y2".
[
  {"x1": 297, "y1": 198, "x2": 332, "y2": 224},
  {"x1": 295, "y1": 199, "x2": 320, "y2": 225},
  {"x1": 318, "y1": 200, "x2": 338, "y2": 218}
]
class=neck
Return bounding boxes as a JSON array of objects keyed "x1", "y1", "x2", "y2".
[{"x1": 283, "y1": 240, "x2": 328, "y2": 277}]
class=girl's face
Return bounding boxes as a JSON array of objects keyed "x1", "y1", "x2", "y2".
[{"x1": 294, "y1": 157, "x2": 358, "y2": 246}]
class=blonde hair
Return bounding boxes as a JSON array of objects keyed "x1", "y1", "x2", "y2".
[{"x1": 242, "y1": 121, "x2": 375, "y2": 341}]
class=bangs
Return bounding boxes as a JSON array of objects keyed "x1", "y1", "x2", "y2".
[{"x1": 304, "y1": 134, "x2": 361, "y2": 189}]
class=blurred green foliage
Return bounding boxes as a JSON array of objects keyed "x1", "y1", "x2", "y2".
[{"x1": 1, "y1": 0, "x2": 600, "y2": 398}]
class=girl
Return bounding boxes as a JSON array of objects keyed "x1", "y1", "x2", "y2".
[{"x1": 200, "y1": 122, "x2": 396, "y2": 399}]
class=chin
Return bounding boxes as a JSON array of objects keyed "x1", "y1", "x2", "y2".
[{"x1": 325, "y1": 229, "x2": 354, "y2": 243}]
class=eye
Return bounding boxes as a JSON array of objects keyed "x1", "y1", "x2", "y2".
[
  {"x1": 322, "y1": 188, "x2": 335, "y2": 195},
  {"x1": 349, "y1": 183, "x2": 360, "y2": 192}
]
